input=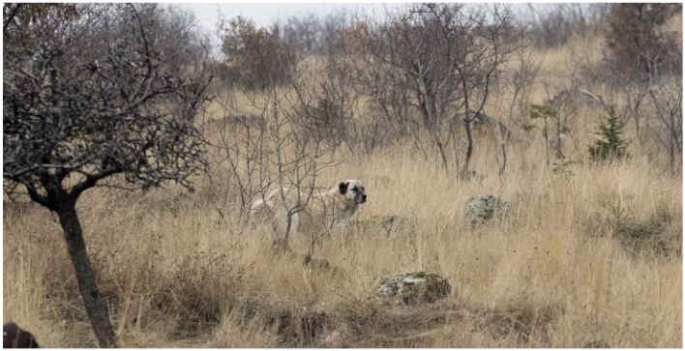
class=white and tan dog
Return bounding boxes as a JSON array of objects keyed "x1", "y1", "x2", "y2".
[{"x1": 250, "y1": 179, "x2": 367, "y2": 235}]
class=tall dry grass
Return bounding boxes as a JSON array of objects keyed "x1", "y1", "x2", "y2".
[
  {"x1": 4, "y1": 135, "x2": 681, "y2": 347},
  {"x1": 3, "y1": 16, "x2": 682, "y2": 348}
]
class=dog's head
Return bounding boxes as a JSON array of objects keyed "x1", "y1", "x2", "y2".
[{"x1": 338, "y1": 179, "x2": 367, "y2": 205}]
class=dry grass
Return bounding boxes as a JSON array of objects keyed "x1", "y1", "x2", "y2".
[
  {"x1": 3, "y1": 19, "x2": 682, "y2": 348},
  {"x1": 4, "y1": 138, "x2": 681, "y2": 347}
]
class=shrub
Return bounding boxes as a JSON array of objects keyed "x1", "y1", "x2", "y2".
[
  {"x1": 588, "y1": 107, "x2": 629, "y2": 162},
  {"x1": 219, "y1": 17, "x2": 297, "y2": 90},
  {"x1": 603, "y1": 3, "x2": 682, "y2": 81}
]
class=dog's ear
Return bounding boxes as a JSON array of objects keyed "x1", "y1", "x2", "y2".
[{"x1": 339, "y1": 181, "x2": 349, "y2": 195}]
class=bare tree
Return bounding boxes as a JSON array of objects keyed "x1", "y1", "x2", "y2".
[
  {"x1": 3, "y1": 4, "x2": 213, "y2": 347},
  {"x1": 500, "y1": 44, "x2": 540, "y2": 177},
  {"x1": 604, "y1": 3, "x2": 681, "y2": 81},
  {"x1": 361, "y1": 4, "x2": 462, "y2": 173},
  {"x1": 218, "y1": 16, "x2": 298, "y2": 90},
  {"x1": 648, "y1": 79, "x2": 682, "y2": 174},
  {"x1": 524, "y1": 4, "x2": 604, "y2": 49},
  {"x1": 455, "y1": 5, "x2": 520, "y2": 178},
  {"x1": 206, "y1": 102, "x2": 269, "y2": 226},
  {"x1": 356, "y1": 4, "x2": 519, "y2": 178},
  {"x1": 280, "y1": 14, "x2": 323, "y2": 56},
  {"x1": 290, "y1": 12, "x2": 364, "y2": 154}
]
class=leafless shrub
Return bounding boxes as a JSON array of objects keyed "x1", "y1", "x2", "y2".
[
  {"x1": 647, "y1": 79, "x2": 682, "y2": 174},
  {"x1": 206, "y1": 98, "x2": 271, "y2": 223},
  {"x1": 603, "y1": 3, "x2": 681, "y2": 82},
  {"x1": 289, "y1": 63, "x2": 356, "y2": 154},
  {"x1": 218, "y1": 16, "x2": 298, "y2": 90},
  {"x1": 355, "y1": 4, "x2": 521, "y2": 178},
  {"x1": 286, "y1": 12, "x2": 392, "y2": 155},
  {"x1": 280, "y1": 14, "x2": 324, "y2": 56},
  {"x1": 523, "y1": 4, "x2": 605, "y2": 49},
  {"x1": 209, "y1": 85, "x2": 337, "y2": 252},
  {"x1": 498, "y1": 44, "x2": 540, "y2": 177}
]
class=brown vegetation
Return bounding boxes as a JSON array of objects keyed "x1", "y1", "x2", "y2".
[{"x1": 4, "y1": 3, "x2": 681, "y2": 348}]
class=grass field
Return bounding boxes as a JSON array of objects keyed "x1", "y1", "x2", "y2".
[{"x1": 3, "y1": 13, "x2": 682, "y2": 349}]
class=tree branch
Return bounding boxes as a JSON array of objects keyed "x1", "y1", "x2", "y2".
[
  {"x1": 20, "y1": 180, "x2": 51, "y2": 208},
  {"x1": 69, "y1": 167, "x2": 121, "y2": 199},
  {"x1": 127, "y1": 4, "x2": 154, "y2": 103},
  {"x1": 3, "y1": 3, "x2": 23, "y2": 34}
]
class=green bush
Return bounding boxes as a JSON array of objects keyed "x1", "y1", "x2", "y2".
[{"x1": 588, "y1": 106, "x2": 629, "y2": 162}]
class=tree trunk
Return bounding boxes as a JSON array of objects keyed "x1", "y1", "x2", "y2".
[
  {"x1": 669, "y1": 136, "x2": 675, "y2": 176},
  {"x1": 56, "y1": 202, "x2": 118, "y2": 348},
  {"x1": 457, "y1": 68, "x2": 474, "y2": 180},
  {"x1": 555, "y1": 114, "x2": 564, "y2": 160},
  {"x1": 434, "y1": 133, "x2": 450, "y2": 175},
  {"x1": 499, "y1": 141, "x2": 507, "y2": 178},
  {"x1": 543, "y1": 117, "x2": 550, "y2": 166},
  {"x1": 462, "y1": 117, "x2": 474, "y2": 179},
  {"x1": 669, "y1": 107, "x2": 679, "y2": 176}
]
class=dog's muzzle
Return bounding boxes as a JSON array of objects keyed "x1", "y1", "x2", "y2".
[{"x1": 357, "y1": 194, "x2": 367, "y2": 204}]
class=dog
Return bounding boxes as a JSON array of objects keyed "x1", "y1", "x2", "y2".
[
  {"x1": 250, "y1": 179, "x2": 367, "y2": 236},
  {"x1": 4, "y1": 323, "x2": 39, "y2": 348}
]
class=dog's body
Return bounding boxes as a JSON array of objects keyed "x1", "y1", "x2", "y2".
[{"x1": 250, "y1": 179, "x2": 367, "y2": 235}]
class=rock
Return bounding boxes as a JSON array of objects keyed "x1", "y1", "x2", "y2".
[
  {"x1": 377, "y1": 272, "x2": 452, "y2": 306},
  {"x1": 465, "y1": 195, "x2": 511, "y2": 227}
]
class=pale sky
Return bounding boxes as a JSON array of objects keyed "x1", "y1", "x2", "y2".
[
  {"x1": 170, "y1": 2, "x2": 574, "y2": 36},
  {"x1": 170, "y1": 2, "x2": 407, "y2": 55},
  {"x1": 169, "y1": 2, "x2": 577, "y2": 54},
  {"x1": 173, "y1": 3, "x2": 404, "y2": 35}
]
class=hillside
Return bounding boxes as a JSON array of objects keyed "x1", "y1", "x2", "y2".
[{"x1": 3, "y1": 7, "x2": 682, "y2": 348}]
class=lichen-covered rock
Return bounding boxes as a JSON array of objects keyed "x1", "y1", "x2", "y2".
[
  {"x1": 377, "y1": 272, "x2": 452, "y2": 306},
  {"x1": 465, "y1": 195, "x2": 511, "y2": 227}
]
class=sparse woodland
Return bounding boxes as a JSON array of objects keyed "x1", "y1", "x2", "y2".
[{"x1": 3, "y1": 3, "x2": 682, "y2": 347}]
